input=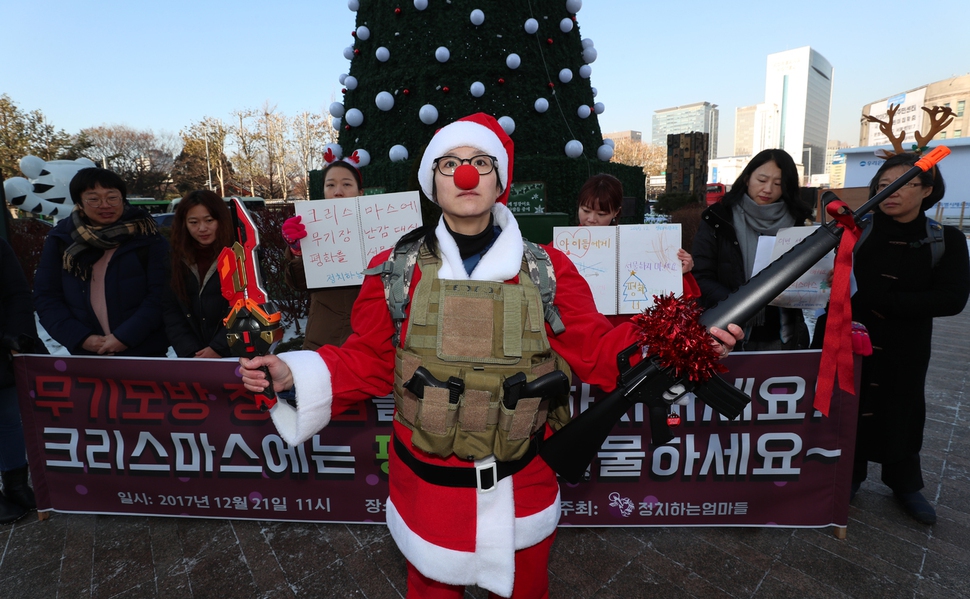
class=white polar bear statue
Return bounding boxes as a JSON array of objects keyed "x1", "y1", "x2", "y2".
[{"x1": 4, "y1": 155, "x2": 96, "y2": 218}]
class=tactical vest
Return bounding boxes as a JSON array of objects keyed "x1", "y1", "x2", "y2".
[{"x1": 390, "y1": 245, "x2": 572, "y2": 462}]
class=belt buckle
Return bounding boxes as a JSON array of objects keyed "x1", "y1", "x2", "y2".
[{"x1": 476, "y1": 461, "x2": 498, "y2": 493}]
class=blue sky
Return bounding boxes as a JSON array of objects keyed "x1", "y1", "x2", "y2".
[{"x1": 4, "y1": 1, "x2": 967, "y2": 157}]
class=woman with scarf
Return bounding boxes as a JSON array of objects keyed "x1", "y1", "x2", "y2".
[
  {"x1": 162, "y1": 189, "x2": 233, "y2": 358},
  {"x1": 692, "y1": 149, "x2": 812, "y2": 350},
  {"x1": 34, "y1": 167, "x2": 170, "y2": 357}
]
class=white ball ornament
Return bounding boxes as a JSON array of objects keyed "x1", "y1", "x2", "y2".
[
  {"x1": 375, "y1": 92, "x2": 395, "y2": 111},
  {"x1": 389, "y1": 145, "x2": 409, "y2": 162},
  {"x1": 419, "y1": 104, "x2": 439, "y2": 125},
  {"x1": 582, "y1": 38, "x2": 595, "y2": 49},
  {"x1": 339, "y1": 73, "x2": 348, "y2": 84},
  {"x1": 470, "y1": 81, "x2": 486, "y2": 97},
  {"x1": 558, "y1": 68, "x2": 573, "y2": 83},
  {"x1": 591, "y1": 87, "x2": 598, "y2": 98},
  {"x1": 604, "y1": 138, "x2": 615, "y2": 148},
  {"x1": 435, "y1": 47, "x2": 450, "y2": 63},
  {"x1": 524, "y1": 18, "x2": 539, "y2": 34},
  {"x1": 498, "y1": 116, "x2": 515, "y2": 136},
  {"x1": 348, "y1": 0, "x2": 359, "y2": 10},
  {"x1": 594, "y1": 102, "x2": 605, "y2": 114},
  {"x1": 565, "y1": 140, "x2": 584, "y2": 158},
  {"x1": 579, "y1": 65, "x2": 592, "y2": 79},
  {"x1": 583, "y1": 47, "x2": 598, "y2": 63},
  {"x1": 344, "y1": 76, "x2": 359, "y2": 90},
  {"x1": 566, "y1": 0, "x2": 583, "y2": 13},
  {"x1": 345, "y1": 108, "x2": 364, "y2": 127},
  {"x1": 343, "y1": 46, "x2": 355, "y2": 60},
  {"x1": 597, "y1": 144, "x2": 614, "y2": 161},
  {"x1": 376, "y1": 46, "x2": 390, "y2": 62},
  {"x1": 329, "y1": 102, "x2": 345, "y2": 118},
  {"x1": 356, "y1": 26, "x2": 370, "y2": 40},
  {"x1": 534, "y1": 98, "x2": 549, "y2": 113},
  {"x1": 352, "y1": 149, "x2": 371, "y2": 167},
  {"x1": 470, "y1": 9, "x2": 485, "y2": 26},
  {"x1": 506, "y1": 53, "x2": 521, "y2": 69},
  {"x1": 577, "y1": 105, "x2": 591, "y2": 119},
  {"x1": 559, "y1": 18, "x2": 574, "y2": 33},
  {"x1": 414, "y1": 0, "x2": 428, "y2": 9},
  {"x1": 332, "y1": 117, "x2": 342, "y2": 131}
]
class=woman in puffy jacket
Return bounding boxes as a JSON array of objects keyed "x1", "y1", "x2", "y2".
[
  {"x1": 163, "y1": 190, "x2": 233, "y2": 358},
  {"x1": 33, "y1": 167, "x2": 169, "y2": 357}
]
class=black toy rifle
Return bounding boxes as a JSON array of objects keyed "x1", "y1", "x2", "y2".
[{"x1": 540, "y1": 146, "x2": 951, "y2": 484}]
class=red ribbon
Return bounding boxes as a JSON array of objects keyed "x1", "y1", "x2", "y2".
[{"x1": 814, "y1": 201, "x2": 861, "y2": 415}]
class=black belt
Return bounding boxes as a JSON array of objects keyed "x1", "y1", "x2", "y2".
[{"x1": 393, "y1": 434, "x2": 541, "y2": 492}]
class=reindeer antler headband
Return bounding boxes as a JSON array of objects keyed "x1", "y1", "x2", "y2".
[{"x1": 862, "y1": 103, "x2": 956, "y2": 158}]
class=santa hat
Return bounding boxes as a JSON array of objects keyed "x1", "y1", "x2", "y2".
[{"x1": 418, "y1": 113, "x2": 514, "y2": 205}]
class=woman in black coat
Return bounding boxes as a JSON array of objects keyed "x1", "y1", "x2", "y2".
[
  {"x1": 163, "y1": 190, "x2": 233, "y2": 358},
  {"x1": 692, "y1": 149, "x2": 813, "y2": 350},
  {"x1": 815, "y1": 153, "x2": 969, "y2": 524}
]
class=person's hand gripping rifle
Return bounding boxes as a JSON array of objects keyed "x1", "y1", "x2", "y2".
[{"x1": 218, "y1": 197, "x2": 283, "y2": 411}]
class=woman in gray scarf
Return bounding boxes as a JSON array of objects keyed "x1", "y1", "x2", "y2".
[{"x1": 692, "y1": 149, "x2": 813, "y2": 350}]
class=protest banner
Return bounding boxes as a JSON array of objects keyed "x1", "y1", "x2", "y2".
[{"x1": 15, "y1": 351, "x2": 856, "y2": 528}]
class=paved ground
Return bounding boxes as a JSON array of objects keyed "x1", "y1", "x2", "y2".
[{"x1": 2, "y1": 307, "x2": 968, "y2": 599}]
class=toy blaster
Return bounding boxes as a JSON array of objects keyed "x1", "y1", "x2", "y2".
[
  {"x1": 218, "y1": 197, "x2": 283, "y2": 411},
  {"x1": 540, "y1": 146, "x2": 950, "y2": 484}
]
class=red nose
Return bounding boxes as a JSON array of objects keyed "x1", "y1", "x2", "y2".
[{"x1": 453, "y1": 164, "x2": 480, "y2": 190}]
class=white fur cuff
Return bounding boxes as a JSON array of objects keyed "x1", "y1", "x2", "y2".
[{"x1": 271, "y1": 350, "x2": 333, "y2": 445}]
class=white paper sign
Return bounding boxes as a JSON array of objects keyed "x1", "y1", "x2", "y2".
[
  {"x1": 295, "y1": 191, "x2": 422, "y2": 288},
  {"x1": 553, "y1": 224, "x2": 683, "y2": 315},
  {"x1": 768, "y1": 225, "x2": 834, "y2": 310}
]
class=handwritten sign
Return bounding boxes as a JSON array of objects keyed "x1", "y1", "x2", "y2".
[
  {"x1": 768, "y1": 226, "x2": 833, "y2": 310},
  {"x1": 295, "y1": 191, "x2": 422, "y2": 288},
  {"x1": 554, "y1": 224, "x2": 683, "y2": 315}
]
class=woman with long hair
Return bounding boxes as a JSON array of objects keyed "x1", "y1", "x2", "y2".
[
  {"x1": 692, "y1": 149, "x2": 813, "y2": 350},
  {"x1": 163, "y1": 190, "x2": 234, "y2": 358}
]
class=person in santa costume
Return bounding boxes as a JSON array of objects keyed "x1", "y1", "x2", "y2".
[{"x1": 240, "y1": 113, "x2": 743, "y2": 599}]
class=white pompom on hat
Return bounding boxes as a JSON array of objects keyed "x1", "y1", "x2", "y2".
[{"x1": 418, "y1": 112, "x2": 514, "y2": 205}]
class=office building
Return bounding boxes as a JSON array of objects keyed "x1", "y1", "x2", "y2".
[
  {"x1": 603, "y1": 130, "x2": 642, "y2": 143},
  {"x1": 764, "y1": 47, "x2": 834, "y2": 181},
  {"x1": 652, "y1": 102, "x2": 718, "y2": 157},
  {"x1": 860, "y1": 74, "x2": 970, "y2": 146}
]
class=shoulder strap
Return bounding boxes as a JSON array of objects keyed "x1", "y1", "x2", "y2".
[
  {"x1": 522, "y1": 240, "x2": 565, "y2": 335},
  {"x1": 925, "y1": 218, "x2": 945, "y2": 268},
  {"x1": 362, "y1": 236, "x2": 424, "y2": 346}
]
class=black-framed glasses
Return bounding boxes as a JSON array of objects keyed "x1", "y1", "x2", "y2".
[{"x1": 433, "y1": 155, "x2": 497, "y2": 176}]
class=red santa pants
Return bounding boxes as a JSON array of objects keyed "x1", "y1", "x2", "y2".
[{"x1": 405, "y1": 531, "x2": 557, "y2": 599}]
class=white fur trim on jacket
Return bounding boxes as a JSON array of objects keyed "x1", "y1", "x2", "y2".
[
  {"x1": 269, "y1": 350, "x2": 334, "y2": 445},
  {"x1": 435, "y1": 203, "x2": 524, "y2": 282},
  {"x1": 386, "y1": 455, "x2": 559, "y2": 597}
]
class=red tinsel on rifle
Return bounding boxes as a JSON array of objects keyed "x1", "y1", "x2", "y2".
[{"x1": 631, "y1": 294, "x2": 726, "y2": 383}]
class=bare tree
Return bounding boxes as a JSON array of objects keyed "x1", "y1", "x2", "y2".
[
  {"x1": 230, "y1": 109, "x2": 263, "y2": 197},
  {"x1": 292, "y1": 110, "x2": 335, "y2": 200},
  {"x1": 611, "y1": 139, "x2": 667, "y2": 179},
  {"x1": 80, "y1": 124, "x2": 179, "y2": 199}
]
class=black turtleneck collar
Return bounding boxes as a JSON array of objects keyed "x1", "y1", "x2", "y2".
[{"x1": 444, "y1": 214, "x2": 498, "y2": 260}]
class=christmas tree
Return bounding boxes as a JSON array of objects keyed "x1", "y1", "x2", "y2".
[{"x1": 317, "y1": 0, "x2": 644, "y2": 223}]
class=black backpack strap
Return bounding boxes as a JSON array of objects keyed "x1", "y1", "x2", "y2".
[
  {"x1": 361, "y1": 236, "x2": 424, "y2": 346},
  {"x1": 924, "y1": 218, "x2": 945, "y2": 268}
]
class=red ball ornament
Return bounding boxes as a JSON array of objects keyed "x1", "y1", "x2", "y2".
[
  {"x1": 453, "y1": 164, "x2": 481, "y2": 190},
  {"x1": 353, "y1": 49, "x2": 360, "y2": 55},
  {"x1": 395, "y1": 7, "x2": 401, "y2": 14},
  {"x1": 403, "y1": 88, "x2": 410, "y2": 95},
  {"x1": 351, "y1": 31, "x2": 357, "y2": 37},
  {"x1": 442, "y1": 86, "x2": 450, "y2": 93},
  {"x1": 342, "y1": 88, "x2": 347, "y2": 94},
  {"x1": 345, "y1": 125, "x2": 351, "y2": 130},
  {"x1": 547, "y1": 82, "x2": 555, "y2": 89},
  {"x1": 498, "y1": 78, "x2": 505, "y2": 85},
  {"x1": 546, "y1": 38, "x2": 554, "y2": 45}
]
